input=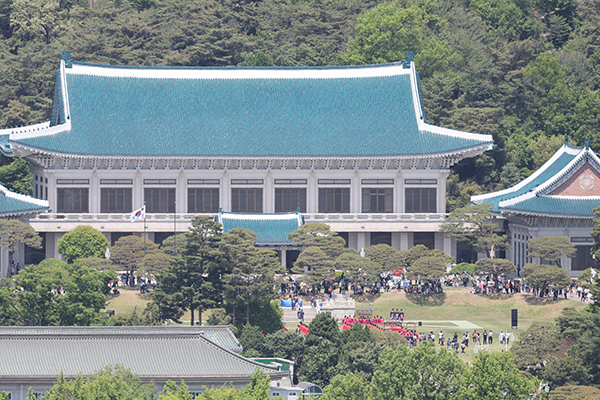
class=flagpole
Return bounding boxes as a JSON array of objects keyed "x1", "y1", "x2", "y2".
[
  {"x1": 173, "y1": 199, "x2": 177, "y2": 256},
  {"x1": 143, "y1": 201, "x2": 147, "y2": 260}
]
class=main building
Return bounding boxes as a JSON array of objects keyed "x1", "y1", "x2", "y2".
[{"x1": 0, "y1": 51, "x2": 494, "y2": 275}]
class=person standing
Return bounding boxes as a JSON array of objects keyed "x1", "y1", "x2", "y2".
[
  {"x1": 488, "y1": 330, "x2": 493, "y2": 345},
  {"x1": 499, "y1": 331, "x2": 505, "y2": 345},
  {"x1": 483, "y1": 330, "x2": 488, "y2": 344},
  {"x1": 439, "y1": 331, "x2": 444, "y2": 345}
]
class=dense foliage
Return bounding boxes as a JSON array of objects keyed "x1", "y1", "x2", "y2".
[{"x1": 0, "y1": 0, "x2": 599, "y2": 204}]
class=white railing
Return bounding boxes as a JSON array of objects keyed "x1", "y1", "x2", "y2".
[{"x1": 303, "y1": 213, "x2": 447, "y2": 222}]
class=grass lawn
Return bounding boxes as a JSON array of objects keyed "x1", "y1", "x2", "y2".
[
  {"x1": 106, "y1": 291, "x2": 216, "y2": 325},
  {"x1": 356, "y1": 291, "x2": 587, "y2": 362}
]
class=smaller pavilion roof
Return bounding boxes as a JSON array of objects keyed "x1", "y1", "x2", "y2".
[
  {"x1": 0, "y1": 182, "x2": 49, "y2": 217},
  {"x1": 472, "y1": 139, "x2": 600, "y2": 218},
  {"x1": 216, "y1": 210, "x2": 303, "y2": 246}
]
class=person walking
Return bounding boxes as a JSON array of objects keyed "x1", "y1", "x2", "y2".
[{"x1": 499, "y1": 331, "x2": 505, "y2": 345}]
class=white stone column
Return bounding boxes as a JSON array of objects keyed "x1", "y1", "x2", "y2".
[
  {"x1": 0, "y1": 246, "x2": 9, "y2": 277},
  {"x1": 356, "y1": 232, "x2": 367, "y2": 251},
  {"x1": 308, "y1": 171, "x2": 317, "y2": 213},
  {"x1": 391, "y1": 232, "x2": 401, "y2": 250},
  {"x1": 439, "y1": 170, "x2": 450, "y2": 213},
  {"x1": 280, "y1": 248, "x2": 287, "y2": 269},
  {"x1": 397, "y1": 170, "x2": 404, "y2": 213},
  {"x1": 400, "y1": 232, "x2": 409, "y2": 250},
  {"x1": 47, "y1": 171, "x2": 56, "y2": 212},
  {"x1": 348, "y1": 232, "x2": 358, "y2": 250},
  {"x1": 177, "y1": 170, "x2": 186, "y2": 214},
  {"x1": 221, "y1": 171, "x2": 230, "y2": 211},
  {"x1": 352, "y1": 171, "x2": 360, "y2": 213},
  {"x1": 134, "y1": 171, "x2": 143, "y2": 209},
  {"x1": 90, "y1": 170, "x2": 100, "y2": 213},
  {"x1": 265, "y1": 171, "x2": 274, "y2": 213}
]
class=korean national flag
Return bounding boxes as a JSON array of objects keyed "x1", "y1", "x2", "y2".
[{"x1": 130, "y1": 205, "x2": 146, "y2": 223}]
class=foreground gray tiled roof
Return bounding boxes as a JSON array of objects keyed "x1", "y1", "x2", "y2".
[
  {"x1": 2, "y1": 53, "x2": 493, "y2": 159},
  {"x1": 0, "y1": 326, "x2": 272, "y2": 379}
]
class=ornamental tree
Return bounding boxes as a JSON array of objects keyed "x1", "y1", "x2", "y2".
[
  {"x1": 153, "y1": 216, "x2": 222, "y2": 326},
  {"x1": 521, "y1": 263, "x2": 572, "y2": 297},
  {"x1": 288, "y1": 223, "x2": 346, "y2": 260},
  {"x1": 475, "y1": 258, "x2": 516, "y2": 282},
  {"x1": 335, "y1": 250, "x2": 382, "y2": 282},
  {"x1": 406, "y1": 256, "x2": 446, "y2": 280},
  {"x1": 57, "y1": 225, "x2": 109, "y2": 262},
  {"x1": 293, "y1": 245, "x2": 335, "y2": 285},
  {"x1": 0, "y1": 218, "x2": 42, "y2": 271},
  {"x1": 363, "y1": 244, "x2": 404, "y2": 271},
  {"x1": 221, "y1": 228, "x2": 280, "y2": 324},
  {"x1": 110, "y1": 235, "x2": 160, "y2": 285},
  {"x1": 527, "y1": 236, "x2": 576, "y2": 268},
  {"x1": 440, "y1": 203, "x2": 510, "y2": 258}
]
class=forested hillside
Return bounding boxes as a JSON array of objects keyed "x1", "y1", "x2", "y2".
[{"x1": 0, "y1": 0, "x2": 599, "y2": 208}]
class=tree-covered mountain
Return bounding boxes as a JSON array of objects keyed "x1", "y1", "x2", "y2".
[{"x1": 0, "y1": 0, "x2": 599, "y2": 208}]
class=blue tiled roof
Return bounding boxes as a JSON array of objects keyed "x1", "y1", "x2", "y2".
[
  {"x1": 0, "y1": 134, "x2": 11, "y2": 155},
  {"x1": 0, "y1": 184, "x2": 49, "y2": 216},
  {"x1": 218, "y1": 211, "x2": 303, "y2": 245},
  {"x1": 473, "y1": 151, "x2": 577, "y2": 212},
  {"x1": 13, "y1": 61, "x2": 493, "y2": 157},
  {"x1": 501, "y1": 196, "x2": 600, "y2": 217}
]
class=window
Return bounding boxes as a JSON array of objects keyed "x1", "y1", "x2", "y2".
[
  {"x1": 362, "y1": 179, "x2": 394, "y2": 184},
  {"x1": 57, "y1": 188, "x2": 89, "y2": 213},
  {"x1": 414, "y1": 232, "x2": 435, "y2": 249},
  {"x1": 404, "y1": 179, "x2": 437, "y2": 184},
  {"x1": 319, "y1": 188, "x2": 350, "y2": 213},
  {"x1": 231, "y1": 179, "x2": 264, "y2": 185},
  {"x1": 371, "y1": 232, "x2": 392, "y2": 246},
  {"x1": 57, "y1": 179, "x2": 89, "y2": 184},
  {"x1": 231, "y1": 188, "x2": 262, "y2": 212},
  {"x1": 573, "y1": 246, "x2": 594, "y2": 271},
  {"x1": 318, "y1": 179, "x2": 350, "y2": 184},
  {"x1": 100, "y1": 179, "x2": 133, "y2": 185},
  {"x1": 101, "y1": 188, "x2": 132, "y2": 213},
  {"x1": 405, "y1": 188, "x2": 436, "y2": 213},
  {"x1": 188, "y1": 179, "x2": 220, "y2": 185},
  {"x1": 144, "y1": 179, "x2": 176, "y2": 185},
  {"x1": 144, "y1": 188, "x2": 175, "y2": 213},
  {"x1": 188, "y1": 188, "x2": 219, "y2": 213},
  {"x1": 274, "y1": 179, "x2": 307, "y2": 184},
  {"x1": 362, "y1": 188, "x2": 393, "y2": 213},
  {"x1": 275, "y1": 188, "x2": 306, "y2": 212}
]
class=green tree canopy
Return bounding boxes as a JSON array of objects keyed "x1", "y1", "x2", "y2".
[
  {"x1": 288, "y1": 223, "x2": 346, "y2": 260},
  {"x1": 440, "y1": 203, "x2": 510, "y2": 258},
  {"x1": 57, "y1": 225, "x2": 109, "y2": 262},
  {"x1": 406, "y1": 255, "x2": 447, "y2": 279},
  {"x1": 371, "y1": 341, "x2": 465, "y2": 400},
  {"x1": 153, "y1": 216, "x2": 223, "y2": 326},
  {"x1": 527, "y1": 236, "x2": 576, "y2": 268},
  {"x1": 294, "y1": 245, "x2": 335, "y2": 285},
  {"x1": 0, "y1": 158, "x2": 32, "y2": 194},
  {"x1": 0, "y1": 258, "x2": 113, "y2": 325},
  {"x1": 0, "y1": 218, "x2": 42, "y2": 270},
  {"x1": 475, "y1": 258, "x2": 517, "y2": 280},
  {"x1": 521, "y1": 262, "x2": 572, "y2": 296}
]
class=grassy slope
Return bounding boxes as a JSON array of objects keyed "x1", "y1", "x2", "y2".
[{"x1": 357, "y1": 291, "x2": 587, "y2": 361}]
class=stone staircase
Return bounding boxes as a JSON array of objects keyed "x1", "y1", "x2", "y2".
[{"x1": 281, "y1": 292, "x2": 355, "y2": 324}]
